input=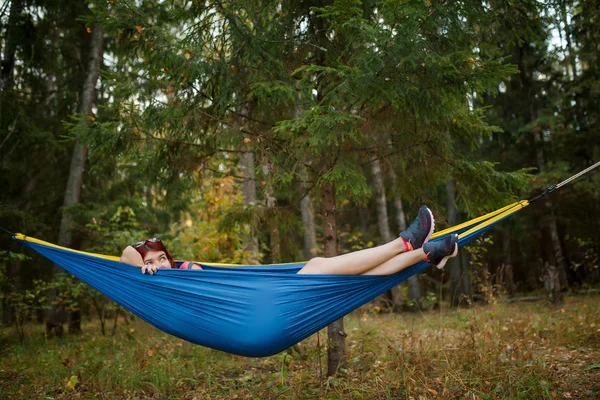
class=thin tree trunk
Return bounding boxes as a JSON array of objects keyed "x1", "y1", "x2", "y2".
[
  {"x1": 263, "y1": 163, "x2": 280, "y2": 262},
  {"x1": 595, "y1": 188, "x2": 600, "y2": 281},
  {"x1": 533, "y1": 131, "x2": 569, "y2": 289},
  {"x1": 371, "y1": 157, "x2": 392, "y2": 242},
  {"x1": 390, "y1": 169, "x2": 421, "y2": 304},
  {"x1": 559, "y1": 1, "x2": 578, "y2": 81},
  {"x1": 296, "y1": 96, "x2": 317, "y2": 261},
  {"x1": 301, "y1": 175, "x2": 317, "y2": 261},
  {"x1": 48, "y1": 22, "x2": 104, "y2": 336},
  {"x1": 371, "y1": 157, "x2": 398, "y2": 309},
  {"x1": 543, "y1": 261, "x2": 563, "y2": 304},
  {"x1": 502, "y1": 229, "x2": 516, "y2": 294},
  {"x1": 2, "y1": 174, "x2": 37, "y2": 325},
  {"x1": 446, "y1": 179, "x2": 469, "y2": 306},
  {"x1": 240, "y1": 151, "x2": 259, "y2": 264},
  {"x1": 0, "y1": 0, "x2": 22, "y2": 91},
  {"x1": 322, "y1": 182, "x2": 345, "y2": 376}
]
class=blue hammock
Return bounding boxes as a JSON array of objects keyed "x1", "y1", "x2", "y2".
[{"x1": 12, "y1": 201, "x2": 528, "y2": 357}]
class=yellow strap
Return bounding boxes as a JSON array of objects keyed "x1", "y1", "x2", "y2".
[
  {"x1": 431, "y1": 201, "x2": 527, "y2": 238},
  {"x1": 13, "y1": 233, "x2": 121, "y2": 261},
  {"x1": 14, "y1": 200, "x2": 529, "y2": 265},
  {"x1": 12, "y1": 233, "x2": 294, "y2": 267},
  {"x1": 458, "y1": 200, "x2": 529, "y2": 239}
]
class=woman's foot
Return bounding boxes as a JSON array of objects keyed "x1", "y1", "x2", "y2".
[
  {"x1": 400, "y1": 206, "x2": 435, "y2": 251},
  {"x1": 423, "y1": 234, "x2": 459, "y2": 269}
]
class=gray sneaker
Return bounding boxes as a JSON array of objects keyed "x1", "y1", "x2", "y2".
[
  {"x1": 400, "y1": 206, "x2": 435, "y2": 250},
  {"x1": 423, "y1": 234, "x2": 459, "y2": 269}
]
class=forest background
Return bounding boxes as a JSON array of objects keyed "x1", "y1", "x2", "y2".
[{"x1": 0, "y1": 0, "x2": 599, "y2": 398}]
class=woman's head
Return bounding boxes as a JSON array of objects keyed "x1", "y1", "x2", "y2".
[{"x1": 133, "y1": 238, "x2": 176, "y2": 269}]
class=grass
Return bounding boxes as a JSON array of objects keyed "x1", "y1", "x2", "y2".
[{"x1": 1, "y1": 295, "x2": 599, "y2": 399}]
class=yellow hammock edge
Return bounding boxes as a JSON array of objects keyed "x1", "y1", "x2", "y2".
[{"x1": 13, "y1": 200, "x2": 529, "y2": 267}]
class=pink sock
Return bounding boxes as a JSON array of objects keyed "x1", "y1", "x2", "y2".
[{"x1": 401, "y1": 237, "x2": 413, "y2": 252}]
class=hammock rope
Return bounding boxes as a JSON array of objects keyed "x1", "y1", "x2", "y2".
[{"x1": 527, "y1": 160, "x2": 600, "y2": 203}]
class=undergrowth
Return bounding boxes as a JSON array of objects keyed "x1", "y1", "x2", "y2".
[{"x1": 1, "y1": 295, "x2": 599, "y2": 399}]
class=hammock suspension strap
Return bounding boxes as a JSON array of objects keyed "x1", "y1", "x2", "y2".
[{"x1": 528, "y1": 160, "x2": 600, "y2": 203}]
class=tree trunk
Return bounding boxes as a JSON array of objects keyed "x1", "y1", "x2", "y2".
[
  {"x1": 371, "y1": 157, "x2": 399, "y2": 309},
  {"x1": 240, "y1": 151, "x2": 259, "y2": 264},
  {"x1": 543, "y1": 261, "x2": 563, "y2": 304},
  {"x1": 533, "y1": 131, "x2": 569, "y2": 289},
  {"x1": 501, "y1": 228, "x2": 516, "y2": 294},
  {"x1": 371, "y1": 157, "x2": 393, "y2": 242},
  {"x1": 2, "y1": 173, "x2": 37, "y2": 325},
  {"x1": 595, "y1": 188, "x2": 600, "y2": 281},
  {"x1": 391, "y1": 169, "x2": 421, "y2": 304},
  {"x1": 559, "y1": 1, "x2": 578, "y2": 81},
  {"x1": 0, "y1": 0, "x2": 22, "y2": 91},
  {"x1": 300, "y1": 174, "x2": 317, "y2": 261},
  {"x1": 446, "y1": 179, "x2": 469, "y2": 306},
  {"x1": 296, "y1": 95, "x2": 317, "y2": 262},
  {"x1": 262, "y1": 163, "x2": 280, "y2": 262},
  {"x1": 48, "y1": 22, "x2": 104, "y2": 336},
  {"x1": 322, "y1": 182, "x2": 345, "y2": 376}
]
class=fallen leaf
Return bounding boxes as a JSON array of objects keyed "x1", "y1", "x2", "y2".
[{"x1": 67, "y1": 375, "x2": 79, "y2": 390}]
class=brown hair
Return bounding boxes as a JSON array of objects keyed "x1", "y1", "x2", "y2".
[{"x1": 134, "y1": 240, "x2": 176, "y2": 269}]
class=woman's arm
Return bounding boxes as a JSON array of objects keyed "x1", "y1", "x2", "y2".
[
  {"x1": 121, "y1": 246, "x2": 158, "y2": 274},
  {"x1": 120, "y1": 246, "x2": 144, "y2": 267}
]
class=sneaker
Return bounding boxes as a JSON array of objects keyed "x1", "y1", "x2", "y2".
[
  {"x1": 423, "y1": 234, "x2": 459, "y2": 269},
  {"x1": 400, "y1": 206, "x2": 435, "y2": 251}
]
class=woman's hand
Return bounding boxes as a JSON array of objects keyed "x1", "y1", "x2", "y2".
[{"x1": 141, "y1": 264, "x2": 158, "y2": 275}]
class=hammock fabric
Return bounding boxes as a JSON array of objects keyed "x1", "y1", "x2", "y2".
[{"x1": 12, "y1": 201, "x2": 528, "y2": 357}]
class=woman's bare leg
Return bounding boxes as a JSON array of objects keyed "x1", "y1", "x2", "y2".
[
  {"x1": 297, "y1": 237, "x2": 408, "y2": 275},
  {"x1": 298, "y1": 205, "x2": 436, "y2": 275},
  {"x1": 299, "y1": 234, "x2": 459, "y2": 276},
  {"x1": 361, "y1": 249, "x2": 427, "y2": 275}
]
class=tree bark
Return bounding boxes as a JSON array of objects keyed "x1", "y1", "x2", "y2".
[
  {"x1": 300, "y1": 174, "x2": 317, "y2": 261},
  {"x1": 543, "y1": 261, "x2": 563, "y2": 304},
  {"x1": 501, "y1": 228, "x2": 516, "y2": 294},
  {"x1": 0, "y1": 0, "x2": 22, "y2": 91},
  {"x1": 559, "y1": 1, "x2": 578, "y2": 81},
  {"x1": 240, "y1": 151, "x2": 259, "y2": 264},
  {"x1": 533, "y1": 131, "x2": 569, "y2": 289},
  {"x1": 390, "y1": 169, "x2": 421, "y2": 304},
  {"x1": 446, "y1": 179, "x2": 470, "y2": 306},
  {"x1": 48, "y1": 22, "x2": 104, "y2": 335},
  {"x1": 595, "y1": 188, "x2": 600, "y2": 281},
  {"x1": 371, "y1": 157, "x2": 393, "y2": 242},
  {"x1": 322, "y1": 182, "x2": 345, "y2": 376},
  {"x1": 262, "y1": 163, "x2": 280, "y2": 262},
  {"x1": 371, "y1": 157, "x2": 399, "y2": 308}
]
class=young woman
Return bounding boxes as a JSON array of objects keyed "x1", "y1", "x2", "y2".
[
  {"x1": 120, "y1": 239, "x2": 203, "y2": 274},
  {"x1": 120, "y1": 206, "x2": 458, "y2": 276}
]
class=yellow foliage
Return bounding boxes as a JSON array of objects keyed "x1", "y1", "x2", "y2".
[{"x1": 168, "y1": 169, "x2": 258, "y2": 264}]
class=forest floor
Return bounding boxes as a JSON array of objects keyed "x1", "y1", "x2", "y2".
[{"x1": 1, "y1": 294, "x2": 599, "y2": 399}]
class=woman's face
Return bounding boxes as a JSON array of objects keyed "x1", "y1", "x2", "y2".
[{"x1": 143, "y1": 250, "x2": 172, "y2": 270}]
